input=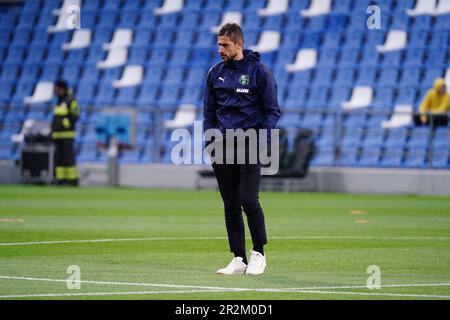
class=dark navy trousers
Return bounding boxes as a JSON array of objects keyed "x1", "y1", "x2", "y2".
[{"x1": 212, "y1": 160, "x2": 267, "y2": 259}]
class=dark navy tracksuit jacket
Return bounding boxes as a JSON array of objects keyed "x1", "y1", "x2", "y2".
[{"x1": 203, "y1": 49, "x2": 281, "y2": 135}]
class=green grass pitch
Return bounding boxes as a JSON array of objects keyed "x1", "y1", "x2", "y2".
[{"x1": 0, "y1": 185, "x2": 449, "y2": 300}]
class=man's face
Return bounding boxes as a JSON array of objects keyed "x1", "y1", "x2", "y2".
[
  {"x1": 54, "y1": 86, "x2": 65, "y2": 98},
  {"x1": 438, "y1": 85, "x2": 446, "y2": 95},
  {"x1": 217, "y1": 35, "x2": 243, "y2": 62}
]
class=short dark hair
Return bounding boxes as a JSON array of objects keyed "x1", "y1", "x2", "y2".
[
  {"x1": 55, "y1": 79, "x2": 68, "y2": 91},
  {"x1": 218, "y1": 23, "x2": 244, "y2": 43}
]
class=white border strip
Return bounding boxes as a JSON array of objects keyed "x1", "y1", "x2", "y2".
[{"x1": 1, "y1": 235, "x2": 450, "y2": 246}]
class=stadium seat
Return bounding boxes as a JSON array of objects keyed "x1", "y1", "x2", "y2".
[
  {"x1": 376, "y1": 30, "x2": 408, "y2": 52},
  {"x1": 381, "y1": 104, "x2": 413, "y2": 128},
  {"x1": 301, "y1": 0, "x2": 332, "y2": 17},
  {"x1": 112, "y1": 65, "x2": 143, "y2": 88},
  {"x1": 407, "y1": 0, "x2": 437, "y2": 16},
  {"x1": 258, "y1": 0, "x2": 289, "y2": 16},
  {"x1": 153, "y1": 0, "x2": 184, "y2": 15},
  {"x1": 342, "y1": 86, "x2": 373, "y2": 110},
  {"x1": 285, "y1": 49, "x2": 317, "y2": 72},
  {"x1": 62, "y1": 29, "x2": 92, "y2": 50},
  {"x1": 250, "y1": 31, "x2": 281, "y2": 53}
]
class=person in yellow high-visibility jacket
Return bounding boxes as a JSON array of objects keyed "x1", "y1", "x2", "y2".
[
  {"x1": 416, "y1": 78, "x2": 449, "y2": 127},
  {"x1": 51, "y1": 80, "x2": 80, "y2": 186}
]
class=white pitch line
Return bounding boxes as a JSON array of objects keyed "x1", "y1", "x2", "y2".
[
  {"x1": 287, "y1": 290, "x2": 450, "y2": 299},
  {"x1": 0, "y1": 275, "x2": 244, "y2": 291},
  {"x1": 1, "y1": 235, "x2": 450, "y2": 246},
  {"x1": 0, "y1": 289, "x2": 233, "y2": 299},
  {"x1": 1, "y1": 275, "x2": 450, "y2": 296}
]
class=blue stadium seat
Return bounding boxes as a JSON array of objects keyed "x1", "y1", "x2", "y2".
[
  {"x1": 158, "y1": 85, "x2": 181, "y2": 107},
  {"x1": 307, "y1": 16, "x2": 327, "y2": 32},
  {"x1": 372, "y1": 86, "x2": 395, "y2": 110},
  {"x1": 147, "y1": 48, "x2": 170, "y2": 66},
  {"x1": 301, "y1": 31, "x2": 322, "y2": 48},
  {"x1": 310, "y1": 147, "x2": 334, "y2": 166},
  {"x1": 407, "y1": 127, "x2": 430, "y2": 149},
  {"x1": 399, "y1": 67, "x2": 421, "y2": 86},
  {"x1": 284, "y1": 88, "x2": 307, "y2": 109},
  {"x1": 329, "y1": 86, "x2": 350, "y2": 109},
  {"x1": 434, "y1": 13, "x2": 450, "y2": 31},
  {"x1": 143, "y1": 65, "x2": 165, "y2": 84},
  {"x1": 312, "y1": 67, "x2": 333, "y2": 86},
  {"x1": 338, "y1": 147, "x2": 360, "y2": 166},
  {"x1": 358, "y1": 148, "x2": 381, "y2": 166},
  {"x1": 316, "y1": 48, "x2": 338, "y2": 67},
  {"x1": 179, "y1": 12, "x2": 199, "y2": 29},
  {"x1": 117, "y1": 10, "x2": 139, "y2": 28},
  {"x1": 410, "y1": 15, "x2": 432, "y2": 32},
  {"x1": 408, "y1": 30, "x2": 429, "y2": 49},
  {"x1": 403, "y1": 47, "x2": 425, "y2": 68},
  {"x1": 158, "y1": 13, "x2": 179, "y2": 29},
  {"x1": 224, "y1": 0, "x2": 245, "y2": 10},
  {"x1": 431, "y1": 151, "x2": 449, "y2": 168},
  {"x1": 136, "y1": 84, "x2": 159, "y2": 107},
  {"x1": 425, "y1": 49, "x2": 447, "y2": 68},
  {"x1": 403, "y1": 148, "x2": 427, "y2": 168},
  {"x1": 380, "y1": 148, "x2": 404, "y2": 167},
  {"x1": 153, "y1": 29, "x2": 174, "y2": 47},
  {"x1": 334, "y1": 67, "x2": 355, "y2": 86},
  {"x1": 180, "y1": 85, "x2": 202, "y2": 105},
  {"x1": 396, "y1": 85, "x2": 417, "y2": 105},
  {"x1": 378, "y1": 68, "x2": 399, "y2": 87},
  {"x1": 384, "y1": 128, "x2": 408, "y2": 148},
  {"x1": 127, "y1": 46, "x2": 149, "y2": 65},
  {"x1": 321, "y1": 32, "x2": 343, "y2": 50},
  {"x1": 380, "y1": 51, "x2": 402, "y2": 68}
]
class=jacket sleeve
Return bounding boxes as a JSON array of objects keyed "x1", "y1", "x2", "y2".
[
  {"x1": 419, "y1": 91, "x2": 433, "y2": 114},
  {"x1": 68, "y1": 99, "x2": 80, "y2": 124},
  {"x1": 257, "y1": 66, "x2": 281, "y2": 130},
  {"x1": 203, "y1": 69, "x2": 217, "y2": 132}
]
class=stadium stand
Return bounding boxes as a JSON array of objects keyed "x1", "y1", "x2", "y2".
[{"x1": 0, "y1": 0, "x2": 449, "y2": 169}]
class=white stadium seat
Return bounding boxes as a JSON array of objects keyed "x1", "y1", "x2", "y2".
[
  {"x1": 258, "y1": 0, "x2": 289, "y2": 16},
  {"x1": 165, "y1": 104, "x2": 196, "y2": 129},
  {"x1": 24, "y1": 81, "x2": 54, "y2": 104},
  {"x1": 154, "y1": 0, "x2": 184, "y2": 15},
  {"x1": 407, "y1": 0, "x2": 436, "y2": 16},
  {"x1": 434, "y1": 0, "x2": 450, "y2": 15},
  {"x1": 103, "y1": 29, "x2": 133, "y2": 50},
  {"x1": 250, "y1": 31, "x2": 281, "y2": 53},
  {"x1": 97, "y1": 48, "x2": 128, "y2": 69},
  {"x1": 285, "y1": 49, "x2": 317, "y2": 72},
  {"x1": 301, "y1": 0, "x2": 332, "y2": 17},
  {"x1": 381, "y1": 105, "x2": 413, "y2": 129},
  {"x1": 376, "y1": 30, "x2": 408, "y2": 52},
  {"x1": 342, "y1": 86, "x2": 373, "y2": 110},
  {"x1": 211, "y1": 12, "x2": 243, "y2": 34},
  {"x1": 62, "y1": 29, "x2": 92, "y2": 50},
  {"x1": 113, "y1": 65, "x2": 144, "y2": 88}
]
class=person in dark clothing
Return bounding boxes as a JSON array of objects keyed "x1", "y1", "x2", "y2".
[
  {"x1": 203, "y1": 23, "x2": 281, "y2": 275},
  {"x1": 51, "y1": 80, "x2": 80, "y2": 186}
]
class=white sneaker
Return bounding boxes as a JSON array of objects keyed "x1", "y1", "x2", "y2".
[
  {"x1": 216, "y1": 257, "x2": 247, "y2": 275},
  {"x1": 245, "y1": 250, "x2": 266, "y2": 275}
]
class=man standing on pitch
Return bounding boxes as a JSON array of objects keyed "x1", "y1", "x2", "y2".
[{"x1": 203, "y1": 23, "x2": 281, "y2": 275}]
